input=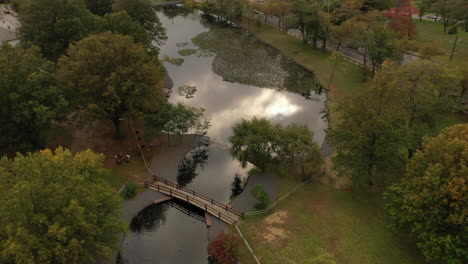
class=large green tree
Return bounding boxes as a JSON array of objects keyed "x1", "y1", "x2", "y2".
[
  {"x1": 85, "y1": 0, "x2": 114, "y2": 16},
  {"x1": 277, "y1": 123, "x2": 322, "y2": 178},
  {"x1": 229, "y1": 118, "x2": 277, "y2": 171},
  {"x1": 19, "y1": 0, "x2": 98, "y2": 60},
  {"x1": 329, "y1": 60, "x2": 463, "y2": 186},
  {"x1": 99, "y1": 11, "x2": 151, "y2": 47},
  {"x1": 113, "y1": 0, "x2": 166, "y2": 44},
  {"x1": 0, "y1": 44, "x2": 68, "y2": 152},
  {"x1": 0, "y1": 148, "x2": 125, "y2": 264},
  {"x1": 327, "y1": 76, "x2": 404, "y2": 187},
  {"x1": 56, "y1": 32, "x2": 165, "y2": 137},
  {"x1": 385, "y1": 124, "x2": 468, "y2": 264}
]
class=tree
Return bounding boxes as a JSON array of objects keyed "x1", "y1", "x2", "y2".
[
  {"x1": 415, "y1": 0, "x2": 434, "y2": 21},
  {"x1": 0, "y1": 44, "x2": 69, "y2": 152},
  {"x1": 113, "y1": 0, "x2": 166, "y2": 45},
  {"x1": 99, "y1": 11, "x2": 151, "y2": 47},
  {"x1": 433, "y1": 0, "x2": 464, "y2": 32},
  {"x1": 385, "y1": 0, "x2": 419, "y2": 39},
  {"x1": 250, "y1": 184, "x2": 270, "y2": 210},
  {"x1": 19, "y1": 0, "x2": 98, "y2": 60},
  {"x1": 385, "y1": 124, "x2": 467, "y2": 264},
  {"x1": 231, "y1": 174, "x2": 243, "y2": 197},
  {"x1": 367, "y1": 24, "x2": 397, "y2": 76},
  {"x1": 145, "y1": 103, "x2": 210, "y2": 145},
  {"x1": 85, "y1": 0, "x2": 114, "y2": 16},
  {"x1": 276, "y1": 123, "x2": 322, "y2": 179},
  {"x1": 380, "y1": 61, "x2": 461, "y2": 157},
  {"x1": 207, "y1": 232, "x2": 241, "y2": 264},
  {"x1": 229, "y1": 118, "x2": 277, "y2": 171},
  {"x1": 327, "y1": 77, "x2": 404, "y2": 187},
  {"x1": 0, "y1": 148, "x2": 125, "y2": 264},
  {"x1": 56, "y1": 32, "x2": 165, "y2": 137}
]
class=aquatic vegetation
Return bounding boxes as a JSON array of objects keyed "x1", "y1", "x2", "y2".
[
  {"x1": 177, "y1": 85, "x2": 197, "y2": 98},
  {"x1": 178, "y1": 49, "x2": 198, "y2": 56},
  {"x1": 161, "y1": 55, "x2": 184, "y2": 66},
  {"x1": 176, "y1": 42, "x2": 189, "y2": 47},
  {"x1": 192, "y1": 28, "x2": 323, "y2": 99}
]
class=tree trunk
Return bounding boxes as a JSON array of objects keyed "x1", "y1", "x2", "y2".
[
  {"x1": 443, "y1": 17, "x2": 449, "y2": 32},
  {"x1": 336, "y1": 42, "x2": 342, "y2": 51},
  {"x1": 322, "y1": 38, "x2": 327, "y2": 51},
  {"x1": 112, "y1": 118, "x2": 121, "y2": 138}
]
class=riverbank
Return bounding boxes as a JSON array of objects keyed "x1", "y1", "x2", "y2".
[{"x1": 237, "y1": 18, "x2": 363, "y2": 126}]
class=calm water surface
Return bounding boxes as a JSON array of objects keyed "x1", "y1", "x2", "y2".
[{"x1": 119, "y1": 7, "x2": 328, "y2": 264}]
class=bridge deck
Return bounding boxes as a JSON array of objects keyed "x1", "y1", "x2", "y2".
[{"x1": 145, "y1": 177, "x2": 242, "y2": 225}]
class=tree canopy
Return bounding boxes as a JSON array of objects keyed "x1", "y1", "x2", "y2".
[
  {"x1": 0, "y1": 148, "x2": 125, "y2": 264},
  {"x1": 56, "y1": 32, "x2": 165, "y2": 137},
  {"x1": 0, "y1": 44, "x2": 69, "y2": 152},
  {"x1": 229, "y1": 118, "x2": 321, "y2": 174},
  {"x1": 113, "y1": 0, "x2": 166, "y2": 45},
  {"x1": 385, "y1": 124, "x2": 468, "y2": 264},
  {"x1": 85, "y1": 0, "x2": 114, "y2": 16},
  {"x1": 19, "y1": 0, "x2": 98, "y2": 60}
]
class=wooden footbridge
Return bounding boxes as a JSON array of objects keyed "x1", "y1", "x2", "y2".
[{"x1": 145, "y1": 175, "x2": 243, "y2": 225}]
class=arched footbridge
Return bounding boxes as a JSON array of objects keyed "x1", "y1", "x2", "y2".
[{"x1": 145, "y1": 176, "x2": 243, "y2": 225}]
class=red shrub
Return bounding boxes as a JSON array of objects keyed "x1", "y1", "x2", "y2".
[{"x1": 207, "y1": 232, "x2": 241, "y2": 264}]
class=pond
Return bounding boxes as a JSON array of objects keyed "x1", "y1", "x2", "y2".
[{"x1": 118, "y1": 7, "x2": 328, "y2": 264}]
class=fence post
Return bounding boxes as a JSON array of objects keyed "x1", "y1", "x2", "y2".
[
  {"x1": 218, "y1": 212, "x2": 221, "y2": 219},
  {"x1": 225, "y1": 205, "x2": 228, "y2": 211},
  {"x1": 211, "y1": 199, "x2": 213, "y2": 205},
  {"x1": 169, "y1": 189, "x2": 172, "y2": 196},
  {"x1": 192, "y1": 190, "x2": 195, "y2": 196},
  {"x1": 157, "y1": 185, "x2": 160, "y2": 192},
  {"x1": 187, "y1": 195, "x2": 189, "y2": 202},
  {"x1": 205, "y1": 204, "x2": 207, "y2": 211}
]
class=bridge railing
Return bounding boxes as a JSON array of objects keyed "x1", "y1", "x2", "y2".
[
  {"x1": 147, "y1": 176, "x2": 244, "y2": 218},
  {"x1": 145, "y1": 181, "x2": 238, "y2": 224}
]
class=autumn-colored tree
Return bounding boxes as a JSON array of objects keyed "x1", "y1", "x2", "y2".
[
  {"x1": 385, "y1": 0, "x2": 419, "y2": 39},
  {"x1": 208, "y1": 232, "x2": 241, "y2": 264},
  {"x1": 0, "y1": 148, "x2": 125, "y2": 264},
  {"x1": 385, "y1": 124, "x2": 468, "y2": 264}
]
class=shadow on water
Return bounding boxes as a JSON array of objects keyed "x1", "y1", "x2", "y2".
[
  {"x1": 178, "y1": 146, "x2": 209, "y2": 186},
  {"x1": 130, "y1": 199, "x2": 207, "y2": 233}
]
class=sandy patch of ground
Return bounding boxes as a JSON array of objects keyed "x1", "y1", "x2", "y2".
[{"x1": 261, "y1": 210, "x2": 289, "y2": 244}]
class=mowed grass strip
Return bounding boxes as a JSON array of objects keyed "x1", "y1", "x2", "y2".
[{"x1": 237, "y1": 182, "x2": 426, "y2": 264}]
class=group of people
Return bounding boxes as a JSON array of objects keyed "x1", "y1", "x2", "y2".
[{"x1": 114, "y1": 153, "x2": 131, "y2": 165}]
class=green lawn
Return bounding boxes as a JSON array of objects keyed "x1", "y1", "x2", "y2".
[
  {"x1": 237, "y1": 180, "x2": 426, "y2": 264},
  {"x1": 415, "y1": 20, "x2": 468, "y2": 66}
]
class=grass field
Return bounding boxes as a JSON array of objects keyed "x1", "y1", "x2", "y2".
[
  {"x1": 237, "y1": 178, "x2": 427, "y2": 264},
  {"x1": 414, "y1": 20, "x2": 468, "y2": 66}
]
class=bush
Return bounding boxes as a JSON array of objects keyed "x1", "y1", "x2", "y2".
[
  {"x1": 121, "y1": 182, "x2": 137, "y2": 199},
  {"x1": 250, "y1": 184, "x2": 270, "y2": 210},
  {"x1": 231, "y1": 173, "x2": 244, "y2": 197},
  {"x1": 208, "y1": 232, "x2": 241, "y2": 264}
]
